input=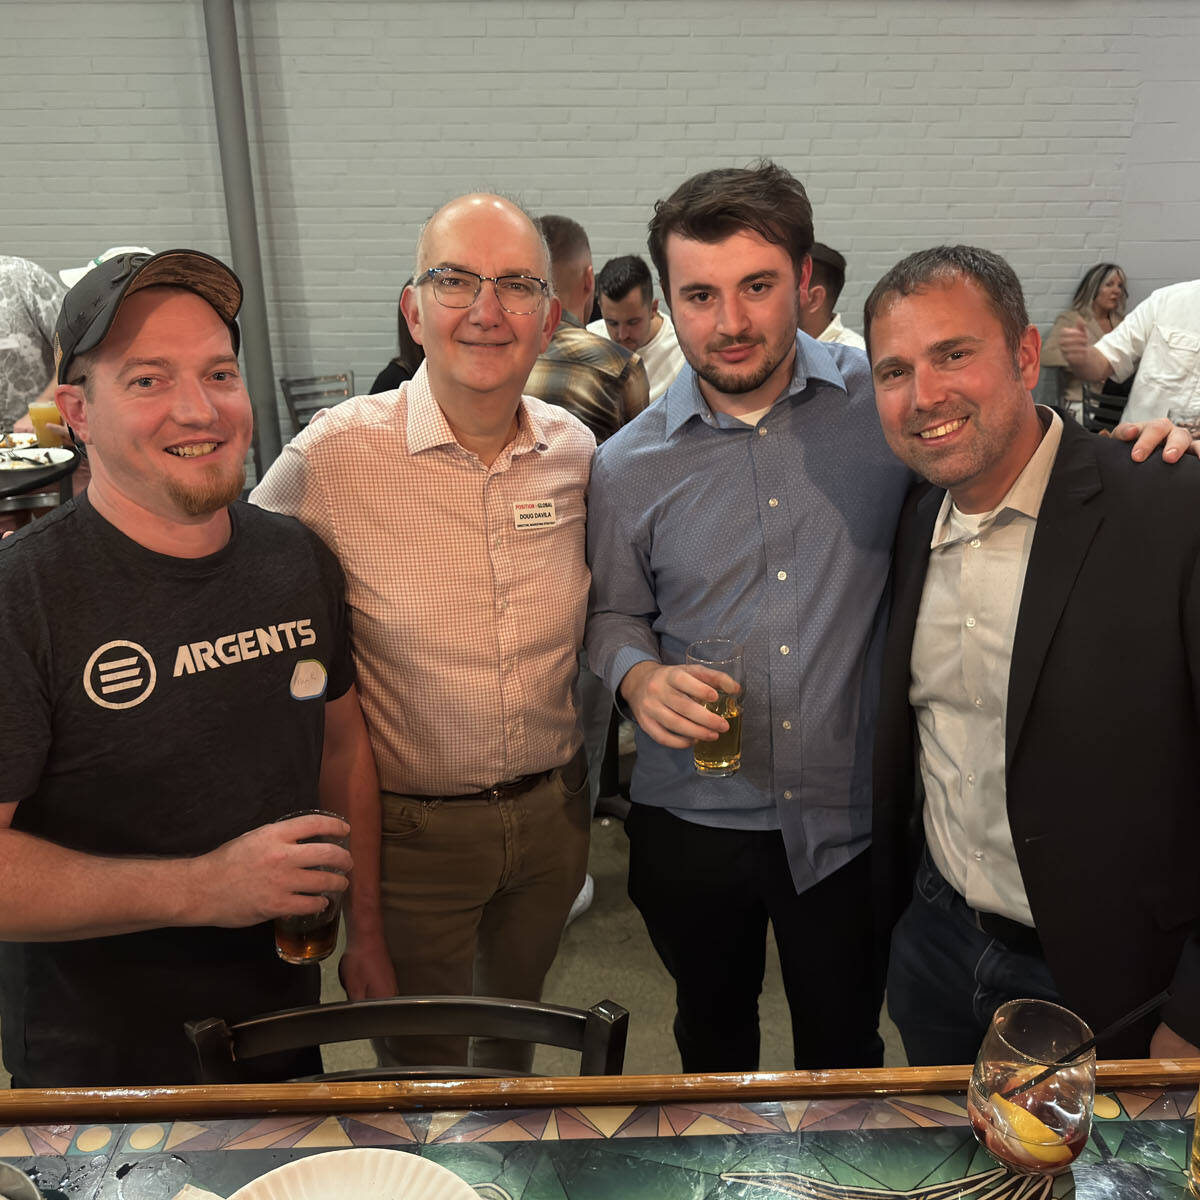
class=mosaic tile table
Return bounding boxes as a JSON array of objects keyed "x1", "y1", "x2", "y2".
[{"x1": 0, "y1": 1082, "x2": 1195, "y2": 1199}]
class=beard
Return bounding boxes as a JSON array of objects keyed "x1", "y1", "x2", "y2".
[
  {"x1": 690, "y1": 336, "x2": 795, "y2": 398},
  {"x1": 165, "y1": 461, "x2": 246, "y2": 517}
]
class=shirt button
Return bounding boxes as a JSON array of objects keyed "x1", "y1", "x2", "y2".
[
  {"x1": 967, "y1": 773, "x2": 975, "y2": 785},
  {"x1": 970, "y1": 537, "x2": 981, "y2": 549},
  {"x1": 777, "y1": 570, "x2": 787, "y2": 581},
  {"x1": 780, "y1": 645, "x2": 790, "y2": 655},
  {"x1": 783, "y1": 790, "x2": 793, "y2": 800},
  {"x1": 757, "y1": 426, "x2": 768, "y2": 437},
  {"x1": 781, "y1": 720, "x2": 792, "y2": 730},
  {"x1": 973, "y1": 850, "x2": 984, "y2": 861},
  {"x1": 965, "y1": 616, "x2": 976, "y2": 629},
  {"x1": 974, "y1": 696, "x2": 984, "y2": 708},
  {"x1": 768, "y1": 497, "x2": 779, "y2": 508}
]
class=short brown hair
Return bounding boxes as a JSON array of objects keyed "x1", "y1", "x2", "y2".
[
  {"x1": 647, "y1": 160, "x2": 814, "y2": 296},
  {"x1": 863, "y1": 245, "x2": 1030, "y2": 358}
]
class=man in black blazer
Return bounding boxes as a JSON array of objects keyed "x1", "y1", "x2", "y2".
[{"x1": 866, "y1": 245, "x2": 1200, "y2": 1065}]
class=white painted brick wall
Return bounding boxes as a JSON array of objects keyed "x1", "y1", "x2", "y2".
[{"x1": 4, "y1": 0, "x2": 1199, "y2": 431}]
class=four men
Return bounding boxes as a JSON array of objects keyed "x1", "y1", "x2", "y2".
[
  {"x1": 868, "y1": 246, "x2": 1200, "y2": 1063},
  {"x1": 252, "y1": 195, "x2": 594, "y2": 1072},
  {"x1": 5, "y1": 182, "x2": 1193, "y2": 1086},
  {"x1": 0, "y1": 249, "x2": 389, "y2": 1085}
]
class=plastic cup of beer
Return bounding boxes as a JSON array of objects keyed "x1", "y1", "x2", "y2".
[
  {"x1": 273, "y1": 809, "x2": 347, "y2": 965},
  {"x1": 26, "y1": 399, "x2": 67, "y2": 448},
  {"x1": 685, "y1": 639, "x2": 744, "y2": 777}
]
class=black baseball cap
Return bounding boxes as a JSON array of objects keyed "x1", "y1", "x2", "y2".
[{"x1": 54, "y1": 248, "x2": 243, "y2": 384}]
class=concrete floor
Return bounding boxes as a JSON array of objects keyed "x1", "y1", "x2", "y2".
[{"x1": 0, "y1": 813, "x2": 903, "y2": 1085}]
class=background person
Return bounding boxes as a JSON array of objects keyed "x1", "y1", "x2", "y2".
[
  {"x1": 527, "y1": 216, "x2": 649, "y2": 443},
  {"x1": 370, "y1": 278, "x2": 425, "y2": 393},
  {"x1": 1057, "y1": 277, "x2": 1200, "y2": 427},
  {"x1": 1040, "y1": 262, "x2": 1128, "y2": 420},
  {"x1": 587, "y1": 254, "x2": 686, "y2": 402},
  {"x1": 797, "y1": 242, "x2": 867, "y2": 349}
]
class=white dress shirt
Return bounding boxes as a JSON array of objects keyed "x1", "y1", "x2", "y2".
[
  {"x1": 910, "y1": 410, "x2": 1063, "y2": 927},
  {"x1": 817, "y1": 313, "x2": 867, "y2": 350},
  {"x1": 588, "y1": 311, "x2": 686, "y2": 402},
  {"x1": 1094, "y1": 279, "x2": 1200, "y2": 424}
]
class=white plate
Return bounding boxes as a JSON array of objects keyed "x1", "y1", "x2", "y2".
[
  {"x1": 0, "y1": 433, "x2": 37, "y2": 450},
  {"x1": 228, "y1": 1148, "x2": 478, "y2": 1200},
  {"x1": 10, "y1": 447, "x2": 74, "y2": 466}
]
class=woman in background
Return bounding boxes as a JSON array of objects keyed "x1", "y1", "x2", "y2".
[
  {"x1": 1041, "y1": 263, "x2": 1128, "y2": 421},
  {"x1": 370, "y1": 278, "x2": 425, "y2": 393}
]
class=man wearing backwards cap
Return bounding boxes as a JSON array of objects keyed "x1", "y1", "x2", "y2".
[{"x1": 0, "y1": 249, "x2": 394, "y2": 1087}]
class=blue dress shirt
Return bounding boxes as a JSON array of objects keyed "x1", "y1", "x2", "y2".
[{"x1": 585, "y1": 333, "x2": 914, "y2": 892}]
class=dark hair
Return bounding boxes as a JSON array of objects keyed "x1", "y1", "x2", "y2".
[
  {"x1": 808, "y1": 242, "x2": 847, "y2": 308},
  {"x1": 647, "y1": 160, "x2": 814, "y2": 296},
  {"x1": 596, "y1": 255, "x2": 653, "y2": 305},
  {"x1": 1070, "y1": 262, "x2": 1127, "y2": 321},
  {"x1": 393, "y1": 277, "x2": 424, "y2": 375},
  {"x1": 863, "y1": 245, "x2": 1031, "y2": 357},
  {"x1": 538, "y1": 215, "x2": 591, "y2": 266}
]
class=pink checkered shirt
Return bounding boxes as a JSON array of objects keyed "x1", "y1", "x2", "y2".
[{"x1": 251, "y1": 364, "x2": 595, "y2": 795}]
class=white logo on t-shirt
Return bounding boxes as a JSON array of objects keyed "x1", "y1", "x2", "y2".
[{"x1": 83, "y1": 640, "x2": 158, "y2": 710}]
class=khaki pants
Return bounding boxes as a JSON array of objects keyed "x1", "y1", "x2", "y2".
[{"x1": 377, "y1": 749, "x2": 589, "y2": 1072}]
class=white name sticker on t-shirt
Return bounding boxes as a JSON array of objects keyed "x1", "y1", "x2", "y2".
[
  {"x1": 513, "y1": 499, "x2": 557, "y2": 529},
  {"x1": 290, "y1": 659, "x2": 328, "y2": 700}
]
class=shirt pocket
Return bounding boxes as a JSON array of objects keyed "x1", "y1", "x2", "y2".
[{"x1": 1153, "y1": 327, "x2": 1200, "y2": 387}]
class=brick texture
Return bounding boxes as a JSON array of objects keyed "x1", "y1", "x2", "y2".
[{"x1": 4, "y1": 0, "x2": 1198, "y2": 436}]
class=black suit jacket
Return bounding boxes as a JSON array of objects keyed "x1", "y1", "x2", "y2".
[{"x1": 873, "y1": 418, "x2": 1200, "y2": 1056}]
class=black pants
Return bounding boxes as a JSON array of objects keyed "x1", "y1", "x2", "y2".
[{"x1": 626, "y1": 803, "x2": 884, "y2": 1073}]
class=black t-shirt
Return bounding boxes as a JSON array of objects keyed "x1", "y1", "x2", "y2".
[{"x1": 0, "y1": 495, "x2": 355, "y2": 1085}]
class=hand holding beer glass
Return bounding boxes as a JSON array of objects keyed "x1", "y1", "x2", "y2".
[
  {"x1": 685, "y1": 639, "x2": 744, "y2": 776},
  {"x1": 273, "y1": 809, "x2": 350, "y2": 965}
]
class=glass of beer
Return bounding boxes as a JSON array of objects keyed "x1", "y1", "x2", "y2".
[
  {"x1": 27, "y1": 398, "x2": 67, "y2": 448},
  {"x1": 273, "y1": 809, "x2": 348, "y2": 965},
  {"x1": 967, "y1": 999, "x2": 1095, "y2": 1177},
  {"x1": 685, "y1": 639, "x2": 744, "y2": 777}
]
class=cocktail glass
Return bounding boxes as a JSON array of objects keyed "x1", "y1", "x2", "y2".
[{"x1": 967, "y1": 998, "x2": 1095, "y2": 1176}]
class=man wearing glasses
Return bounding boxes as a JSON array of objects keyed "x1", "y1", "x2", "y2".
[{"x1": 253, "y1": 194, "x2": 594, "y2": 1073}]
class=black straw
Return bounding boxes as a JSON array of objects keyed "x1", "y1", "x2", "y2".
[{"x1": 999, "y1": 989, "x2": 1170, "y2": 1100}]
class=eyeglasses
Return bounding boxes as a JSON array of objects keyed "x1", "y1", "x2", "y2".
[{"x1": 417, "y1": 267, "x2": 549, "y2": 315}]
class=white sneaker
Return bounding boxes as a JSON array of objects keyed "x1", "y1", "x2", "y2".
[{"x1": 566, "y1": 874, "x2": 594, "y2": 925}]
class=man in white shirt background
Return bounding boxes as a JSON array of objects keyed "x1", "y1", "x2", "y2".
[
  {"x1": 588, "y1": 254, "x2": 686, "y2": 402},
  {"x1": 1057, "y1": 278, "x2": 1200, "y2": 428},
  {"x1": 797, "y1": 242, "x2": 867, "y2": 350}
]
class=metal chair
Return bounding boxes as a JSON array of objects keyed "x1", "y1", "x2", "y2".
[
  {"x1": 1081, "y1": 385, "x2": 1126, "y2": 433},
  {"x1": 185, "y1": 995, "x2": 629, "y2": 1083},
  {"x1": 279, "y1": 371, "x2": 355, "y2": 431}
]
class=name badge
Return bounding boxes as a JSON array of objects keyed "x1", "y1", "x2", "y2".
[{"x1": 513, "y1": 499, "x2": 557, "y2": 529}]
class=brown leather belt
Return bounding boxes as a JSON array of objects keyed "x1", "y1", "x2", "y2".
[{"x1": 437, "y1": 767, "x2": 555, "y2": 803}]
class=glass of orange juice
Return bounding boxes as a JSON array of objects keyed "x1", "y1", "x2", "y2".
[{"x1": 27, "y1": 398, "x2": 67, "y2": 448}]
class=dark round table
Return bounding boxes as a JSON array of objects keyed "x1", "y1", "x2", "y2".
[{"x1": 0, "y1": 447, "x2": 80, "y2": 504}]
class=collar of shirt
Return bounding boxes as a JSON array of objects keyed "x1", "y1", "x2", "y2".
[
  {"x1": 930, "y1": 406, "x2": 1064, "y2": 550},
  {"x1": 662, "y1": 333, "x2": 849, "y2": 439},
  {"x1": 818, "y1": 313, "x2": 847, "y2": 342},
  {"x1": 404, "y1": 359, "x2": 550, "y2": 458}
]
